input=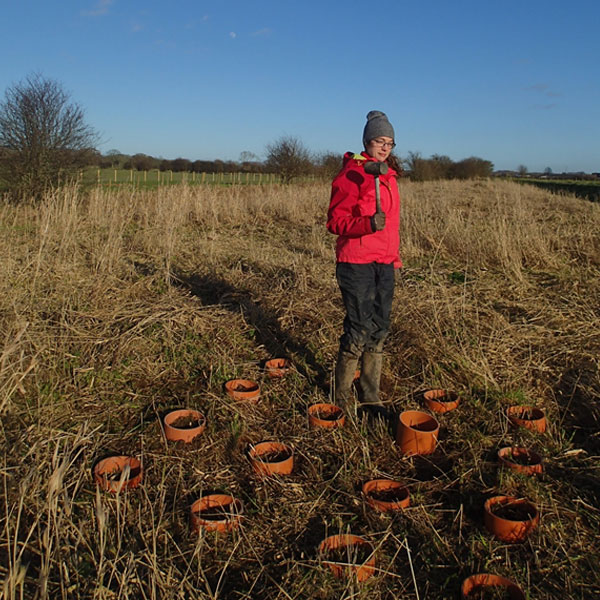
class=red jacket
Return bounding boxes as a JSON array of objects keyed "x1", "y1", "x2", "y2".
[{"x1": 327, "y1": 151, "x2": 401, "y2": 267}]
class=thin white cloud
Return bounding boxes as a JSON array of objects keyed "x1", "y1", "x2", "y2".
[
  {"x1": 82, "y1": 0, "x2": 114, "y2": 17},
  {"x1": 229, "y1": 31, "x2": 237, "y2": 39},
  {"x1": 532, "y1": 103, "x2": 558, "y2": 110},
  {"x1": 525, "y1": 83, "x2": 550, "y2": 93},
  {"x1": 131, "y1": 23, "x2": 143, "y2": 33},
  {"x1": 251, "y1": 28, "x2": 272, "y2": 36},
  {"x1": 525, "y1": 83, "x2": 561, "y2": 99}
]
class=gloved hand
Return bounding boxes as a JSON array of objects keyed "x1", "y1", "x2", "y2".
[{"x1": 370, "y1": 211, "x2": 386, "y2": 232}]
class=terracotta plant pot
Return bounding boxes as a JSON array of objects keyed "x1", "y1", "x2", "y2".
[
  {"x1": 190, "y1": 494, "x2": 243, "y2": 533},
  {"x1": 319, "y1": 534, "x2": 376, "y2": 582},
  {"x1": 362, "y1": 478, "x2": 410, "y2": 512},
  {"x1": 423, "y1": 389, "x2": 460, "y2": 414},
  {"x1": 163, "y1": 409, "x2": 206, "y2": 443},
  {"x1": 264, "y1": 358, "x2": 291, "y2": 378},
  {"x1": 396, "y1": 410, "x2": 439, "y2": 456},
  {"x1": 93, "y1": 455, "x2": 143, "y2": 493},
  {"x1": 249, "y1": 441, "x2": 294, "y2": 477},
  {"x1": 506, "y1": 405, "x2": 546, "y2": 433},
  {"x1": 461, "y1": 573, "x2": 526, "y2": 599},
  {"x1": 498, "y1": 446, "x2": 543, "y2": 476},
  {"x1": 225, "y1": 379, "x2": 260, "y2": 403},
  {"x1": 484, "y1": 495, "x2": 539, "y2": 543},
  {"x1": 308, "y1": 403, "x2": 345, "y2": 429}
]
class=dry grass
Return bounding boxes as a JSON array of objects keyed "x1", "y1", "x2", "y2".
[{"x1": 1, "y1": 178, "x2": 599, "y2": 599}]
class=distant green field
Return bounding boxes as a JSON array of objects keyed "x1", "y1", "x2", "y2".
[{"x1": 514, "y1": 178, "x2": 600, "y2": 202}]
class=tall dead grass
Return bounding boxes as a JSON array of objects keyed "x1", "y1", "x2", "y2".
[{"x1": 1, "y1": 179, "x2": 599, "y2": 599}]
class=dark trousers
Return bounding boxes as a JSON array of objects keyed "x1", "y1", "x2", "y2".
[{"x1": 336, "y1": 262, "x2": 395, "y2": 355}]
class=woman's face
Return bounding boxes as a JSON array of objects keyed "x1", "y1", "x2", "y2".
[{"x1": 365, "y1": 136, "x2": 394, "y2": 162}]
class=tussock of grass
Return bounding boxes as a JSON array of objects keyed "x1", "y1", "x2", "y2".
[{"x1": 1, "y1": 179, "x2": 599, "y2": 599}]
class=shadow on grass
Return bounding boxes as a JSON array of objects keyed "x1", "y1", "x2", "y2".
[{"x1": 172, "y1": 269, "x2": 329, "y2": 390}]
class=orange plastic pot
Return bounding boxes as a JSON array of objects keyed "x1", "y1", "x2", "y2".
[
  {"x1": 484, "y1": 496, "x2": 539, "y2": 542},
  {"x1": 319, "y1": 534, "x2": 376, "y2": 582},
  {"x1": 163, "y1": 409, "x2": 206, "y2": 443},
  {"x1": 249, "y1": 441, "x2": 294, "y2": 477},
  {"x1": 190, "y1": 494, "x2": 243, "y2": 533},
  {"x1": 308, "y1": 403, "x2": 345, "y2": 429},
  {"x1": 498, "y1": 446, "x2": 543, "y2": 476},
  {"x1": 362, "y1": 479, "x2": 410, "y2": 512},
  {"x1": 396, "y1": 410, "x2": 439, "y2": 456},
  {"x1": 461, "y1": 573, "x2": 526, "y2": 599},
  {"x1": 507, "y1": 405, "x2": 546, "y2": 433},
  {"x1": 423, "y1": 389, "x2": 460, "y2": 414},
  {"x1": 93, "y1": 455, "x2": 143, "y2": 493},
  {"x1": 225, "y1": 379, "x2": 260, "y2": 403},
  {"x1": 265, "y1": 358, "x2": 291, "y2": 378}
]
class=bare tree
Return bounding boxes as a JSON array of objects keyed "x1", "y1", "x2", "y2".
[
  {"x1": 0, "y1": 73, "x2": 99, "y2": 200},
  {"x1": 265, "y1": 135, "x2": 313, "y2": 184},
  {"x1": 315, "y1": 151, "x2": 343, "y2": 180}
]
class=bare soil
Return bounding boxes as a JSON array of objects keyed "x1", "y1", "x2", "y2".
[
  {"x1": 170, "y1": 415, "x2": 203, "y2": 429},
  {"x1": 491, "y1": 501, "x2": 537, "y2": 521}
]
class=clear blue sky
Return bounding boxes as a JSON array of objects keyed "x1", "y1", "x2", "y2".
[{"x1": 2, "y1": 0, "x2": 599, "y2": 172}]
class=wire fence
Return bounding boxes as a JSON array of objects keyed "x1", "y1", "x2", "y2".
[{"x1": 81, "y1": 168, "x2": 321, "y2": 187}]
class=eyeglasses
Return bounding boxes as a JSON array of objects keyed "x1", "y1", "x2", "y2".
[{"x1": 370, "y1": 138, "x2": 396, "y2": 149}]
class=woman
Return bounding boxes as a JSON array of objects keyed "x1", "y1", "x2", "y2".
[{"x1": 326, "y1": 110, "x2": 401, "y2": 418}]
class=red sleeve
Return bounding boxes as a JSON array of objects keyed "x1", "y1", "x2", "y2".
[{"x1": 326, "y1": 169, "x2": 373, "y2": 238}]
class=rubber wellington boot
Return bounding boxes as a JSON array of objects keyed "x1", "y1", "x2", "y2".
[
  {"x1": 334, "y1": 350, "x2": 360, "y2": 408},
  {"x1": 358, "y1": 351, "x2": 388, "y2": 420}
]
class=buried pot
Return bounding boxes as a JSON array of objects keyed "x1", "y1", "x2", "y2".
[
  {"x1": 396, "y1": 410, "x2": 439, "y2": 456},
  {"x1": 264, "y1": 358, "x2": 291, "y2": 378},
  {"x1": 484, "y1": 495, "x2": 539, "y2": 543},
  {"x1": 190, "y1": 494, "x2": 243, "y2": 533},
  {"x1": 461, "y1": 573, "x2": 526, "y2": 600},
  {"x1": 362, "y1": 478, "x2": 410, "y2": 512},
  {"x1": 225, "y1": 379, "x2": 260, "y2": 403},
  {"x1": 248, "y1": 441, "x2": 294, "y2": 477},
  {"x1": 498, "y1": 446, "x2": 543, "y2": 476},
  {"x1": 308, "y1": 403, "x2": 345, "y2": 429},
  {"x1": 506, "y1": 405, "x2": 546, "y2": 433},
  {"x1": 423, "y1": 389, "x2": 460, "y2": 414},
  {"x1": 93, "y1": 455, "x2": 143, "y2": 493},
  {"x1": 319, "y1": 534, "x2": 376, "y2": 582},
  {"x1": 163, "y1": 409, "x2": 206, "y2": 443}
]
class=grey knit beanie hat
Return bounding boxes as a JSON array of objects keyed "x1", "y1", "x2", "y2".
[{"x1": 362, "y1": 110, "x2": 395, "y2": 146}]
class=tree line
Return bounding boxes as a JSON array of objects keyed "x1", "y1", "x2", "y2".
[{"x1": 1, "y1": 73, "x2": 496, "y2": 201}]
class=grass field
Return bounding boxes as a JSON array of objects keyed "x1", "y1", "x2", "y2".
[{"x1": 1, "y1": 179, "x2": 599, "y2": 599}]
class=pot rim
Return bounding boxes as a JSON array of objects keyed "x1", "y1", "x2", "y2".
[
  {"x1": 398, "y1": 409, "x2": 440, "y2": 432},
  {"x1": 93, "y1": 455, "x2": 143, "y2": 492},
  {"x1": 163, "y1": 408, "x2": 207, "y2": 442},
  {"x1": 190, "y1": 494, "x2": 244, "y2": 531},
  {"x1": 484, "y1": 495, "x2": 539, "y2": 523},
  {"x1": 225, "y1": 379, "x2": 261, "y2": 401},
  {"x1": 362, "y1": 478, "x2": 410, "y2": 510},
  {"x1": 264, "y1": 358, "x2": 291, "y2": 375},
  {"x1": 461, "y1": 573, "x2": 526, "y2": 599},
  {"x1": 498, "y1": 446, "x2": 543, "y2": 474},
  {"x1": 423, "y1": 389, "x2": 460, "y2": 413},
  {"x1": 249, "y1": 440, "x2": 294, "y2": 463},
  {"x1": 318, "y1": 533, "x2": 376, "y2": 581},
  {"x1": 308, "y1": 402, "x2": 345, "y2": 428}
]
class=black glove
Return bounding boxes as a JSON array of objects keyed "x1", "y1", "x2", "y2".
[{"x1": 370, "y1": 212, "x2": 386, "y2": 232}]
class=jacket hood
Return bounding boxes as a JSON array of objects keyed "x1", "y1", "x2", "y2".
[{"x1": 342, "y1": 151, "x2": 397, "y2": 175}]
